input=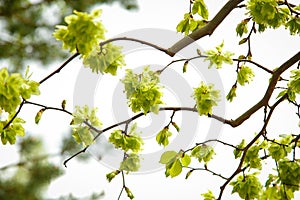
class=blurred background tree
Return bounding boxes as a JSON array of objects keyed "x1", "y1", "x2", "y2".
[
  {"x1": 0, "y1": 0, "x2": 137, "y2": 72},
  {"x1": 0, "y1": 1, "x2": 137, "y2": 199}
]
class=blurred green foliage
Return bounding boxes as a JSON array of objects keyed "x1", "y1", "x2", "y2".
[{"x1": 0, "y1": 0, "x2": 137, "y2": 72}]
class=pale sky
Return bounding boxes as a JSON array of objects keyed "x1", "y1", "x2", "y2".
[{"x1": 1, "y1": 0, "x2": 300, "y2": 199}]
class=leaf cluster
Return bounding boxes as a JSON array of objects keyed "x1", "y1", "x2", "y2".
[
  {"x1": 176, "y1": 0, "x2": 209, "y2": 35},
  {"x1": 71, "y1": 105, "x2": 102, "y2": 147},
  {"x1": 159, "y1": 151, "x2": 191, "y2": 178},
  {"x1": 121, "y1": 67, "x2": 164, "y2": 114},
  {"x1": 193, "y1": 82, "x2": 220, "y2": 115},
  {"x1": 204, "y1": 42, "x2": 235, "y2": 69},
  {"x1": 53, "y1": 9, "x2": 106, "y2": 57}
]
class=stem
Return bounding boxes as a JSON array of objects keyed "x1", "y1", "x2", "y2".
[{"x1": 39, "y1": 52, "x2": 80, "y2": 84}]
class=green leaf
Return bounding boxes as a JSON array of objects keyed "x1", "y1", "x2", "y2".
[
  {"x1": 156, "y1": 127, "x2": 172, "y2": 147},
  {"x1": 108, "y1": 129, "x2": 144, "y2": 153},
  {"x1": 125, "y1": 187, "x2": 134, "y2": 199},
  {"x1": 166, "y1": 158, "x2": 182, "y2": 178},
  {"x1": 171, "y1": 122, "x2": 180, "y2": 132},
  {"x1": 226, "y1": 85, "x2": 237, "y2": 102},
  {"x1": 278, "y1": 160, "x2": 300, "y2": 191},
  {"x1": 83, "y1": 43, "x2": 125, "y2": 75},
  {"x1": 191, "y1": 145, "x2": 215, "y2": 163},
  {"x1": 35, "y1": 109, "x2": 45, "y2": 124},
  {"x1": 286, "y1": 17, "x2": 300, "y2": 35},
  {"x1": 120, "y1": 153, "x2": 140, "y2": 172},
  {"x1": 238, "y1": 37, "x2": 248, "y2": 45},
  {"x1": 201, "y1": 190, "x2": 216, "y2": 200},
  {"x1": 237, "y1": 65, "x2": 255, "y2": 86},
  {"x1": 181, "y1": 153, "x2": 191, "y2": 167},
  {"x1": 234, "y1": 139, "x2": 246, "y2": 159},
  {"x1": 192, "y1": 0, "x2": 209, "y2": 20},
  {"x1": 193, "y1": 82, "x2": 220, "y2": 116},
  {"x1": 106, "y1": 170, "x2": 120, "y2": 182},
  {"x1": 230, "y1": 173, "x2": 262, "y2": 199},
  {"x1": 236, "y1": 19, "x2": 249, "y2": 37},
  {"x1": 159, "y1": 151, "x2": 178, "y2": 164}
]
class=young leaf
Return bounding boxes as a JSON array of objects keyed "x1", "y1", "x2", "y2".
[
  {"x1": 237, "y1": 65, "x2": 255, "y2": 86},
  {"x1": 192, "y1": 0, "x2": 209, "y2": 20},
  {"x1": 201, "y1": 190, "x2": 216, "y2": 200},
  {"x1": 181, "y1": 153, "x2": 191, "y2": 167},
  {"x1": 193, "y1": 82, "x2": 220, "y2": 116},
  {"x1": 125, "y1": 187, "x2": 134, "y2": 200},
  {"x1": 61, "y1": 100, "x2": 66, "y2": 110},
  {"x1": 204, "y1": 42, "x2": 234, "y2": 69},
  {"x1": 120, "y1": 153, "x2": 140, "y2": 172},
  {"x1": 156, "y1": 127, "x2": 172, "y2": 147},
  {"x1": 35, "y1": 109, "x2": 45, "y2": 124},
  {"x1": 226, "y1": 85, "x2": 237, "y2": 102},
  {"x1": 159, "y1": 151, "x2": 178, "y2": 164},
  {"x1": 171, "y1": 122, "x2": 180, "y2": 132},
  {"x1": 106, "y1": 170, "x2": 120, "y2": 182}
]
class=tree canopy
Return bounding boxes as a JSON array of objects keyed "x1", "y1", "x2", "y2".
[{"x1": 0, "y1": 0, "x2": 300, "y2": 199}]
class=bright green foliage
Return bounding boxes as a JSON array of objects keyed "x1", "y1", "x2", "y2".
[
  {"x1": 244, "y1": 140, "x2": 267, "y2": 170},
  {"x1": 201, "y1": 190, "x2": 216, "y2": 200},
  {"x1": 192, "y1": 0, "x2": 209, "y2": 20},
  {"x1": 121, "y1": 66, "x2": 164, "y2": 114},
  {"x1": 286, "y1": 17, "x2": 300, "y2": 35},
  {"x1": 176, "y1": 13, "x2": 207, "y2": 35},
  {"x1": 204, "y1": 42, "x2": 235, "y2": 69},
  {"x1": 237, "y1": 65, "x2": 255, "y2": 86},
  {"x1": 263, "y1": 174, "x2": 295, "y2": 200},
  {"x1": 247, "y1": 0, "x2": 290, "y2": 30},
  {"x1": 234, "y1": 139, "x2": 246, "y2": 159},
  {"x1": 0, "y1": 116, "x2": 25, "y2": 145},
  {"x1": 120, "y1": 153, "x2": 140, "y2": 172},
  {"x1": 106, "y1": 170, "x2": 121, "y2": 182},
  {"x1": 231, "y1": 173, "x2": 263, "y2": 199},
  {"x1": 181, "y1": 153, "x2": 191, "y2": 167},
  {"x1": 193, "y1": 82, "x2": 220, "y2": 116},
  {"x1": 0, "y1": 67, "x2": 39, "y2": 144},
  {"x1": 53, "y1": 9, "x2": 106, "y2": 56},
  {"x1": 278, "y1": 160, "x2": 300, "y2": 192},
  {"x1": 156, "y1": 127, "x2": 172, "y2": 147},
  {"x1": 236, "y1": 19, "x2": 249, "y2": 37},
  {"x1": 268, "y1": 135, "x2": 292, "y2": 161},
  {"x1": 261, "y1": 185, "x2": 294, "y2": 200},
  {"x1": 159, "y1": 151, "x2": 190, "y2": 178},
  {"x1": 83, "y1": 43, "x2": 125, "y2": 75},
  {"x1": 108, "y1": 125, "x2": 144, "y2": 153},
  {"x1": 125, "y1": 186, "x2": 135, "y2": 199},
  {"x1": 226, "y1": 85, "x2": 237, "y2": 102},
  {"x1": 190, "y1": 144, "x2": 215, "y2": 163},
  {"x1": 71, "y1": 105, "x2": 102, "y2": 146},
  {"x1": 0, "y1": 67, "x2": 40, "y2": 113},
  {"x1": 278, "y1": 69, "x2": 300, "y2": 101}
]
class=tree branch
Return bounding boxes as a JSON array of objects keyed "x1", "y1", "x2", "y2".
[
  {"x1": 39, "y1": 52, "x2": 80, "y2": 84},
  {"x1": 168, "y1": 0, "x2": 244, "y2": 56},
  {"x1": 217, "y1": 94, "x2": 287, "y2": 199},
  {"x1": 228, "y1": 51, "x2": 300, "y2": 127}
]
